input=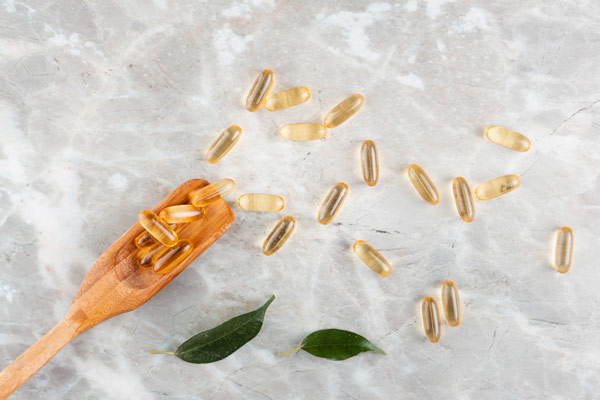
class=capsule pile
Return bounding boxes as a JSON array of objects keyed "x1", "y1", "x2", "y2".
[{"x1": 143, "y1": 68, "x2": 573, "y2": 343}]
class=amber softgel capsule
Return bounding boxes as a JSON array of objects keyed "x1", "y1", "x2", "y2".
[
  {"x1": 262, "y1": 216, "x2": 296, "y2": 256},
  {"x1": 352, "y1": 240, "x2": 391, "y2": 277},
  {"x1": 452, "y1": 177, "x2": 475, "y2": 222},
  {"x1": 238, "y1": 194, "x2": 285, "y2": 212},
  {"x1": 190, "y1": 179, "x2": 235, "y2": 207},
  {"x1": 323, "y1": 93, "x2": 364, "y2": 128},
  {"x1": 152, "y1": 239, "x2": 194, "y2": 275},
  {"x1": 360, "y1": 140, "x2": 379, "y2": 187},
  {"x1": 441, "y1": 281, "x2": 461, "y2": 327},
  {"x1": 474, "y1": 175, "x2": 520, "y2": 200},
  {"x1": 318, "y1": 182, "x2": 349, "y2": 225},
  {"x1": 554, "y1": 227, "x2": 573, "y2": 273},
  {"x1": 159, "y1": 205, "x2": 205, "y2": 224},
  {"x1": 206, "y1": 125, "x2": 242, "y2": 164},
  {"x1": 245, "y1": 69, "x2": 274, "y2": 112},
  {"x1": 485, "y1": 126, "x2": 531, "y2": 152},
  {"x1": 135, "y1": 223, "x2": 176, "y2": 248},
  {"x1": 138, "y1": 210, "x2": 178, "y2": 247},
  {"x1": 279, "y1": 123, "x2": 327, "y2": 141},
  {"x1": 266, "y1": 87, "x2": 310, "y2": 111},
  {"x1": 421, "y1": 297, "x2": 441, "y2": 343},
  {"x1": 407, "y1": 164, "x2": 439, "y2": 205}
]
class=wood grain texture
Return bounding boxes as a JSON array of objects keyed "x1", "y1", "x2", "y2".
[{"x1": 0, "y1": 179, "x2": 234, "y2": 399}]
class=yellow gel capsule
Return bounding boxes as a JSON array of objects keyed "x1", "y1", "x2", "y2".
[
  {"x1": 265, "y1": 87, "x2": 310, "y2": 111},
  {"x1": 238, "y1": 193, "x2": 285, "y2": 212},
  {"x1": 245, "y1": 69, "x2": 273, "y2": 112},
  {"x1": 152, "y1": 239, "x2": 193, "y2": 275},
  {"x1": 190, "y1": 178, "x2": 235, "y2": 207},
  {"x1": 474, "y1": 175, "x2": 520, "y2": 200},
  {"x1": 323, "y1": 93, "x2": 364, "y2": 128},
  {"x1": 317, "y1": 182, "x2": 349, "y2": 225},
  {"x1": 137, "y1": 242, "x2": 163, "y2": 269},
  {"x1": 407, "y1": 164, "x2": 439, "y2": 205},
  {"x1": 554, "y1": 227, "x2": 573, "y2": 273},
  {"x1": 421, "y1": 297, "x2": 441, "y2": 343},
  {"x1": 279, "y1": 123, "x2": 327, "y2": 141},
  {"x1": 159, "y1": 205, "x2": 205, "y2": 224},
  {"x1": 441, "y1": 281, "x2": 461, "y2": 327},
  {"x1": 262, "y1": 216, "x2": 296, "y2": 256},
  {"x1": 452, "y1": 177, "x2": 475, "y2": 223},
  {"x1": 205, "y1": 125, "x2": 242, "y2": 164},
  {"x1": 138, "y1": 210, "x2": 178, "y2": 247},
  {"x1": 135, "y1": 223, "x2": 176, "y2": 248},
  {"x1": 352, "y1": 240, "x2": 391, "y2": 277},
  {"x1": 485, "y1": 126, "x2": 531, "y2": 152},
  {"x1": 360, "y1": 140, "x2": 379, "y2": 187}
]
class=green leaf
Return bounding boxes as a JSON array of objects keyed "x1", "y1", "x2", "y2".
[
  {"x1": 279, "y1": 329, "x2": 385, "y2": 361},
  {"x1": 155, "y1": 295, "x2": 275, "y2": 364}
]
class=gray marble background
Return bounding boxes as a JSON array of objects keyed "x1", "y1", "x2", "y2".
[{"x1": 1, "y1": 0, "x2": 600, "y2": 399}]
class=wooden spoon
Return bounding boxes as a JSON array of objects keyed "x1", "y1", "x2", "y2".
[{"x1": 0, "y1": 179, "x2": 234, "y2": 398}]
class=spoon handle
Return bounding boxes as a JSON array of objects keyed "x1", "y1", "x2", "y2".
[{"x1": 0, "y1": 319, "x2": 79, "y2": 399}]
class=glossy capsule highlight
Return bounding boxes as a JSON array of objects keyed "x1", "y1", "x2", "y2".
[
  {"x1": 238, "y1": 193, "x2": 285, "y2": 212},
  {"x1": 135, "y1": 223, "x2": 176, "y2": 248},
  {"x1": 407, "y1": 164, "x2": 439, "y2": 205},
  {"x1": 352, "y1": 240, "x2": 391, "y2": 277},
  {"x1": 152, "y1": 239, "x2": 193, "y2": 274},
  {"x1": 554, "y1": 227, "x2": 573, "y2": 273},
  {"x1": 159, "y1": 205, "x2": 205, "y2": 224},
  {"x1": 485, "y1": 126, "x2": 531, "y2": 152},
  {"x1": 441, "y1": 281, "x2": 461, "y2": 327},
  {"x1": 137, "y1": 242, "x2": 163, "y2": 269},
  {"x1": 318, "y1": 182, "x2": 348, "y2": 225},
  {"x1": 190, "y1": 179, "x2": 235, "y2": 207},
  {"x1": 266, "y1": 87, "x2": 310, "y2": 111},
  {"x1": 360, "y1": 140, "x2": 379, "y2": 186},
  {"x1": 452, "y1": 177, "x2": 475, "y2": 222},
  {"x1": 474, "y1": 175, "x2": 520, "y2": 200},
  {"x1": 279, "y1": 123, "x2": 327, "y2": 141},
  {"x1": 262, "y1": 216, "x2": 296, "y2": 256},
  {"x1": 138, "y1": 210, "x2": 178, "y2": 247},
  {"x1": 245, "y1": 69, "x2": 273, "y2": 112},
  {"x1": 206, "y1": 125, "x2": 242, "y2": 164},
  {"x1": 323, "y1": 93, "x2": 364, "y2": 128},
  {"x1": 421, "y1": 297, "x2": 441, "y2": 343}
]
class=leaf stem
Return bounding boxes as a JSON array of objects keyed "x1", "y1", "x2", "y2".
[
  {"x1": 277, "y1": 346, "x2": 302, "y2": 356},
  {"x1": 148, "y1": 350, "x2": 176, "y2": 355}
]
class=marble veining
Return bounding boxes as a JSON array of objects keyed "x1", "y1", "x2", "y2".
[{"x1": 1, "y1": 0, "x2": 600, "y2": 399}]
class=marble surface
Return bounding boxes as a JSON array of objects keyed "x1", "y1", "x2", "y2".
[{"x1": 1, "y1": 0, "x2": 600, "y2": 398}]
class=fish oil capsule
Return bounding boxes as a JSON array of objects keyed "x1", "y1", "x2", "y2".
[
  {"x1": 421, "y1": 297, "x2": 441, "y2": 343},
  {"x1": 441, "y1": 281, "x2": 461, "y2": 327},
  {"x1": 152, "y1": 239, "x2": 194, "y2": 275},
  {"x1": 485, "y1": 126, "x2": 531, "y2": 152},
  {"x1": 452, "y1": 177, "x2": 475, "y2": 223},
  {"x1": 138, "y1": 210, "x2": 178, "y2": 247},
  {"x1": 190, "y1": 179, "x2": 235, "y2": 207},
  {"x1": 279, "y1": 123, "x2": 327, "y2": 141},
  {"x1": 317, "y1": 182, "x2": 349, "y2": 225},
  {"x1": 135, "y1": 223, "x2": 176, "y2": 248},
  {"x1": 474, "y1": 175, "x2": 520, "y2": 200},
  {"x1": 137, "y1": 242, "x2": 163, "y2": 269},
  {"x1": 245, "y1": 69, "x2": 273, "y2": 112},
  {"x1": 360, "y1": 140, "x2": 379, "y2": 186},
  {"x1": 262, "y1": 216, "x2": 296, "y2": 256},
  {"x1": 265, "y1": 87, "x2": 311, "y2": 111},
  {"x1": 238, "y1": 194, "x2": 285, "y2": 212},
  {"x1": 205, "y1": 125, "x2": 242, "y2": 164},
  {"x1": 159, "y1": 205, "x2": 205, "y2": 224},
  {"x1": 554, "y1": 227, "x2": 573, "y2": 273},
  {"x1": 352, "y1": 240, "x2": 391, "y2": 277},
  {"x1": 323, "y1": 93, "x2": 364, "y2": 128},
  {"x1": 407, "y1": 164, "x2": 439, "y2": 205}
]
